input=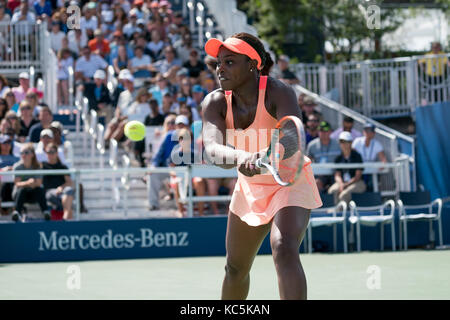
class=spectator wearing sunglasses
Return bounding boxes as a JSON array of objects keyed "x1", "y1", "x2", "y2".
[
  {"x1": 305, "y1": 113, "x2": 321, "y2": 146},
  {"x1": 11, "y1": 143, "x2": 50, "y2": 222},
  {"x1": 18, "y1": 101, "x2": 39, "y2": 142},
  {"x1": 35, "y1": 129, "x2": 66, "y2": 165},
  {"x1": 42, "y1": 143, "x2": 74, "y2": 220}
]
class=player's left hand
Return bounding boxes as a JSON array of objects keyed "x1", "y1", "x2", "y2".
[{"x1": 238, "y1": 152, "x2": 262, "y2": 177}]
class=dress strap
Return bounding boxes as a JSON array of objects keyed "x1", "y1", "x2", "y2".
[{"x1": 224, "y1": 90, "x2": 234, "y2": 129}]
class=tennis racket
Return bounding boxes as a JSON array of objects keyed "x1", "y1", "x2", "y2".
[{"x1": 255, "y1": 115, "x2": 305, "y2": 186}]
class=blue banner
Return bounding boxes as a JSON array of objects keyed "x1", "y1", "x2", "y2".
[{"x1": 416, "y1": 101, "x2": 450, "y2": 199}]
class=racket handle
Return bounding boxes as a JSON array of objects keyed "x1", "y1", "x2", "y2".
[{"x1": 255, "y1": 158, "x2": 263, "y2": 168}]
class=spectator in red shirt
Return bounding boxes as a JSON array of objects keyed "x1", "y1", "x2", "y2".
[{"x1": 88, "y1": 29, "x2": 111, "y2": 60}]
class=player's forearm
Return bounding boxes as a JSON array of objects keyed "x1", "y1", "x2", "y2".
[{"x1": 204, "y1": 143, "x2": 249, "y2": 169}]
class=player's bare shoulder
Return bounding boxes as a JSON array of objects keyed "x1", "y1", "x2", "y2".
[
  {"x1": 201, "y1": 88, "x2": 228, "y2": 119},
  {"x1": 265, "y1": 76, "x2": 298, "y2": 116}
]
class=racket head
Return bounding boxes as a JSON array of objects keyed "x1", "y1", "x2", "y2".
[{"x1": 261, "y1": 115, "x2": 305, "y2": 186}]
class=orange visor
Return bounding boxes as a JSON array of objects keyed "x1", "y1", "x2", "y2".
[{"x1": 205, "y1": 37, "x2": 262, "y2": 70}]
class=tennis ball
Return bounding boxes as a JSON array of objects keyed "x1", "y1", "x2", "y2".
[{"x1": 124, "y1": 120, "x2": 146, "y2": 141}]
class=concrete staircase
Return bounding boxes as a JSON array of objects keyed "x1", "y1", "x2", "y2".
[{"x1": 61, "y1": 131, "x2": 180, "y2": 220}]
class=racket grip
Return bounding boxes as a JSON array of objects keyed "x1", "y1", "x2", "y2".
[{"x1": 255, "y1": 158, "x2": 263, "y2": 168}]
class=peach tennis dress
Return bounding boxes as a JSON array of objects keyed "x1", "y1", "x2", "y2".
[{"x1": 225, "y1": 76, "x2": 323, "y2": 226}]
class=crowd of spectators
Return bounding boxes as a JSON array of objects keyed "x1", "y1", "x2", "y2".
[
  {"x1": 0, "y1": 0, "x2": 229, "y2": 219},
  {"x1": 0, "y1": 0, "x2": 391, "y2": 219},
  {"x1": 299, "y1": 94, "x2": 388, "y2": 202}
]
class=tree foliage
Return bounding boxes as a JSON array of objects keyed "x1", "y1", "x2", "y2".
[{"x1": 238, "y1": 0, "x2": 407, "y2": 62}]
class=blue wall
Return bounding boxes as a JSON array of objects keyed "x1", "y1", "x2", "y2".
[
  {"x1": 1, "y1": 205, "x2": 449, "y2": 263},
  {"x1": 416, "y1": 101, "x2": 450, "y2": 199}
]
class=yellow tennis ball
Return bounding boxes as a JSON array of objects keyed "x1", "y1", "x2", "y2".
[{"x1": 124, "y1": 120, "x2": 146, "y2": 141}]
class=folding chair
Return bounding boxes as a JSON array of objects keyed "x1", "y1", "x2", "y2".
[
  {"x1": 397, "y1": 191, "x2": 443, "y2": 250},
  {"x1": 308, "y1": 194, "x2": 348, "y2": 253},
  {"x1": 349, "y1": 192, "x2": 396, "y2": 252}
]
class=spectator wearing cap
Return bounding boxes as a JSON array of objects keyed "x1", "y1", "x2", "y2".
[
  {"x1": 191, "y1": 84, "x2": 206, "y2": 109},
  {"x1": 28, "y1": 105, "x2": 53, "y2": 143},
  {"x1": 80, "y1": 2, "x2": 98, "y2": 40},
  {"x1": 330, "y1": 116, "x2": 363, "y2": 141},
  {"x1": 49, "y1": 121, "x2": 65, "y2": 146},
  {"x1": 183, "y1": 49, "x2": 207, "y2": 79},
  {"x1": 50, "y1": 20, "x2": 65, "y2": 53},
  {"x1": 35, "y1": 128, "x2": 67, "y2": 165},
  {"x1": 300, "y1": 95, "x2": 319, "y2": 125},
  {"x1": 305, "y1": 113, "x2": 321, "y2": 146},
  {"x1": 147, "y1": 114, "x2": 190, "y2": 210},
  {"x1": 158, "y1": 0, "x2": 173, "y2": 22},
  {"x1": 328, "y1": 131, "x2": 366, "y2": 203},
  {"x1": 75, "y1": 46, "x2": 108, "y2": 84},
  {"x1": 88, "y1": 29, "x2": 111, "y2": 59},
  {"x1": 352, "y1": 123, "x2": 387, "y2": 191},
  {"x1": 17, "y1": 100, "x2": 39, "y2": 142},
  {"x1": 306, "y1": 121, "x2": 341, "y2": 192},
  {"x1": 0, "y1": 134, "x2": 19, "y2": 213},
  {"x1": 276, "y1": 55, "x2": 300, "y2": 85},
  {"x1": 123, "y1": 9, "x2": 140, "y2": 39},
  {"x1": 12, "y1": 72, "x2": 30, "y2": 104},
  {"x1": 104, "y1": 70, "x2": 136, "y2": 143},
  {"x1": 84, "y1": 69, "x2": 112, "y2": 113},
  {"x1": 131, "y1": 0, "x2": 145, "y2": 19}
]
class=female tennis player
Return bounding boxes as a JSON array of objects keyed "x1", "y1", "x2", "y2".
[{"x1": 202, "y1": 33, "x2": 322, "y2": 300}]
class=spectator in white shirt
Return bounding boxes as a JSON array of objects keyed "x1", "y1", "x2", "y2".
[
  {"x1": 104, "y1": 70, "x2": 136, "y2": 143},
  {"x1": 352, "y1": 123, "x2": 387, "y2": 163},
  {"x1": 330, "y1": 116, "x2": 363, "y2": 141},
  {"x1": 123, "y1": 10, "x2": 140, "y2": 39},
  {"x1": 11, "y1": 1, "x2": 36, "y2": 36},
  {"x1": 75, "y1": 46, "x2": 108, "y2": 83},
  {"x1": 50, "y1": 20, "x2": 65, "y2": 53},
  {"x1": 80, "y1": 2, "x2": 98, "y2": 40},
  {"x1": 352, "y1": 123, "x2": 387, "y2": 192},
  {"x1": 57, "y1": 48, "x2": 74, "y2": 107},
  {"x1": 34, "y1": 129, "x2": 67, "y2": 165},
  {"x1": 67, "y1": 29, "x2": 88, "y2": 56},
  {"x1": 128, "y1": 46, "x2": 152, "y2": 78},
  {"x1": 124, "y1": 87, "x2": 151, "y2": 123}
]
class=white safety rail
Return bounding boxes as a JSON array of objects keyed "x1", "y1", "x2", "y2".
[
  {"x1": 293, "y1": 85, "x2": 416, "y2": 192},
  {"x1": 293, "y1": 54, "x2": 450, "y2": 118},
  {"x1": 0, "y1": 159, "x2": 410, "y2": 221},
  {"x1": 0, "y1": 21, "x2": 48, "y2": 75}
]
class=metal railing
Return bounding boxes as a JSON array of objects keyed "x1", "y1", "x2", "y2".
[
  {"x1": 293, "y1": 54, "x2": 450, "y2": 118},
  {"x1": 293, "y1": 84, "x2": 416, "y2": 192},
  {"x1": 0, "y1": 158, "x2": 411, "y2": 221},
  {"x1": 0, "y1": 21, "x2": 48, "y2": 74}
]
